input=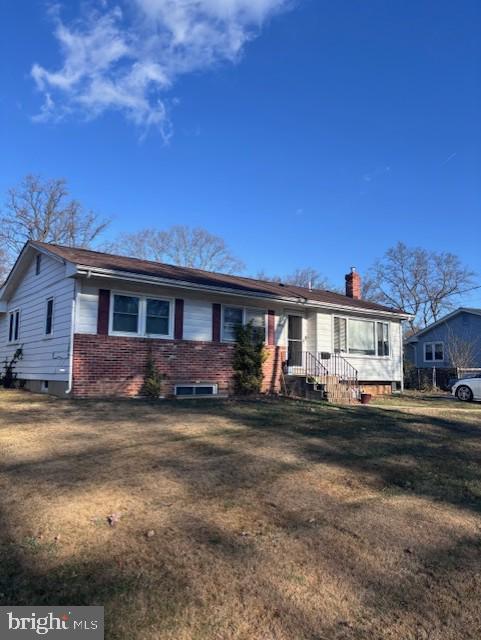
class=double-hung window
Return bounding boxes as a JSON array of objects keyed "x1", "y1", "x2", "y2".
[
  {"x1": 424, "y1": 342, "x2": 444, "y2": 362},
  {"x1": 8, "y1": 309, "x2": 20, "y2": 343},
  {"x1": 110, "y1": 294, "x2": 172, "y2": 338},
  {"x1": 376, "y1": 322, "x2": 390, "y2": 356},
  {"x1": 45, "y1": 298, "x2": 54, "y2": 336},
  {"x1": 146, "y1": 299, "x2": 170, "y2": 336},
  {"x1": 334, "y1": 316, "x2": 390, "y2": 357},
  {"x1": 112, "y1": 295, "x2": 139, "y2": 334},
  {"x1": 222, "y1": 306, "x2": 266, "y2": 342}
]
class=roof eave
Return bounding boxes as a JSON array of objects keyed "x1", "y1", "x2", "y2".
[{"x1": 73, "y1": 264, "x2": 411, "y2": 319}]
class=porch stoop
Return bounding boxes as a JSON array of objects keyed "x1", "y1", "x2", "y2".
[{"x1": 284, "y1": 352, "x2": 360, "y2": 404}]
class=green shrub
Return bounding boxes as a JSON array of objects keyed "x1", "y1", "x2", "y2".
[
  {"x1": 1, "y1": 347, "x2": 23, "y2": 389},
  {"x1": 232, "y1": 322, "x2": 267, "y2": 395},
  {"x1": 141, "y1": 352, "x2": 166, "y2": 399}
]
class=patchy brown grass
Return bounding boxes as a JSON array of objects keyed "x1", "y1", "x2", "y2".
[{"x1": 1, "y1": 389, "x2": 481, "y2": 639}]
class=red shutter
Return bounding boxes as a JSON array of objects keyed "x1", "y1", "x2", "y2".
[
  {"x1": 212, "y1": 303, "x2": 221, "y2": 342},
  {"x1": 267, "y1": 310, "x2": 275, "y2": 346},
  {"x1": 97, "y1": 289, "x2": 110, "y2": 335},
  {"x1": 174, "y1": 298, "x2": 184, "y2": 340}
]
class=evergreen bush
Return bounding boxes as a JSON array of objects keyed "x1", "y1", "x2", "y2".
[{"x1": 233, "y1": 322, "x2": 267, "y2": 395}]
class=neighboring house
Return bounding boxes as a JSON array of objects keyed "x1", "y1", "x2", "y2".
[
  {"x1": 405, "y1": 308, "x2": 481, "y2": 371},
  {"x1": 0, "y1": 241, "x2": 410, "y2": 398}
]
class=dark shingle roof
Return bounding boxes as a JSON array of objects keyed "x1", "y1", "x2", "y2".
[{"x1": 32, "y1": 241, "x2": 405, "y2": 315}]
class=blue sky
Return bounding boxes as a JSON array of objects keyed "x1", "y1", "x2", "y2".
[{"x1": 1, "y1": 0, "x2": 480, "y2": 301}]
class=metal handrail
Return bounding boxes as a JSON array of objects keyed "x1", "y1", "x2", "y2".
[
  {"x1": 285, "y1": 351, "x2": 360, "y2": 402},
  {"x1": 317, "y1": 352, "x2": 358, "y2": 383},
  {"x1": 305, "y1": 351, "x2": 329, "y2": 379}
]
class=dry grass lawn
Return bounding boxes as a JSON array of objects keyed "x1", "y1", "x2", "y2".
[{"x1": 1, "y1": 389, "x2": 481, "y2": 639}]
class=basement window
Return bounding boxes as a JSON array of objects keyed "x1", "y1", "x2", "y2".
[{"x1": 175, "y1": 384, "x2": 218, "y2": 397}]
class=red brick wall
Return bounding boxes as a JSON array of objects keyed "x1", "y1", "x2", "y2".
[{"x1": 72, "y1": 334, "x2": 286, "y2": 398}]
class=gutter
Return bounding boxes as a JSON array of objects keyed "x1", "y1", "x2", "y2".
[
  {"x1": 72, "y1": 265, "x2": 412, "y2": 321},
  {"x1": 65, "y1": 279, "x2": 77, "y2": 395}
]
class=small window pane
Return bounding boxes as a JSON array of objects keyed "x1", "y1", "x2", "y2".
[
  {"x1": 195, "y1": 386, "x2": 214, "y2": 395},
  {"x1": 146, "y1": 316, "x2": 169, "y2": 335},
  {"x1": 147, "y1": 299, "x2": 169, "y2": 317},
  {"x1": 9, "y1": 313, "x2": 14, "y2": 342},
  {"x1": 176, "y1": 386, "x2": 195, "y2": 396},
  {"x1": 425, "y1": 344, "x2": 433, "y2": 361},
  {"x1": 434, "y1": 343, "x2": 444, "y2": 361},
  {"x1": 14, "y1": 311, "x2": 20, "y2": 341},
  {"x1": 334, "y1": 317, "x2": 347, "y2": 353},
  {"x1": 349, "y1": 319, "x2": 375, "y2": 355},
  {"x1": 36, "y1": 255, "x2": 41, "y2": 275},
  {"x1": 223, "y1": 307, "x2": 243, "y2": 341},
  {"x1": 114, "y1": 295, "x2": 139, "y2": 315},
  {"x1": 377, "y1": 322, "x2": 389, "y2": 356},
  {"x1": 113, "y1": 295, "x2": 139, "y2": 333},
  {"x1": 146, "y1": 299, "x2": 170, "y2": 335},
  {"x1": 45, "y1": 300, "x2": 53, "y2": 335}
]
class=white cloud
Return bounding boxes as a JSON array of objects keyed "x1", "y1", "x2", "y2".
[{"x1": 31, "y1": 0, "x2": 290, "y2": 139}]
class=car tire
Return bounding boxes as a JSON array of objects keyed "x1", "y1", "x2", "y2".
[{"x1": 456, "y1": 385, "x2": 473, "y2": 402}]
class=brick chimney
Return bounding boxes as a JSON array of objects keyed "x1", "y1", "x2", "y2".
[{"x1": 345, "y1": 267, "x2": 361, "y2": 299}]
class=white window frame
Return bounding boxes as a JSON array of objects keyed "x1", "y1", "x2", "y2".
[
  {"x1": 424, "y1": 341, "x2": 444, "y2": 363},
  {"x1": 109, "y1": 291, "x2": 174, "y2": 339},
  {"x1": 174, "y1": 383, "x2": 218, "y2": 397},
  {"x1": 45, "y1": 297, "x2": 54, "y2": 338},
  {"x1": 332, "y1": 315, "x2": 391, "y2": 358},
  {"x1": 35, "y1": 254, "x2": 42, "y2": 276},
  {"x1": 8, "y1": 308, "x2": 20, "y2": 344},
  {"x1": 221, "y1": 305, "x2": 267, "y2": 343}
]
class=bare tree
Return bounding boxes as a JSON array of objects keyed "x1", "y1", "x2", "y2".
[
  {"x1": 446, "y1": 325, "x2": 480, "y2": 375},
  {"x1": 0, "y1": 175, "x2": 110, "y2": 261},
  {"x1": 0, "y1": 247, "x2": 9, "y2": 284},
  {"x1": 256, "y1": 267, "x2": 335, "y2": 290},
  {"x1": 367, "y1": 242, "x2": 475, "y2": 331},
  {"x1": 110, "y1": 225, "x2": 244, "y2": 274}
]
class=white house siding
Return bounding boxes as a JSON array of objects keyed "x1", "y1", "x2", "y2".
[
  {"x1": 305, "y1": 311, "x2": 317, "y2": 354},
  {"x1": 0, "y1": 253, "x2": 74, "y2": 383},
  {"x1": 72, "y1": 276, "x2": 403, "y2": 382},
  {"x1": 316, "y1": 311, "x2": 332, "y2": 353},
  {"x1": 74, "y1": 277, "x2": 287, "y2": 347},
  {"x1": 311, "y1": 311, "x2": 403, "y2": 382},
  {"x1": 183, "y1": 299, "x2": 212, "y2": 341},
  {"x1": 75, "y1": 285, "x2": 98, "y2": 334}
]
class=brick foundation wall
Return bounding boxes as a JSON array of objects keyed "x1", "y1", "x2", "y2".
[
  {"x1": 72, "y1": 334, "x2": 286, "y2": 398},
  {"x1": 360, "y1": 382, "x2": 393, "y2": 396}
]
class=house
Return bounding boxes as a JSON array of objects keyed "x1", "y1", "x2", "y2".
[
  {"x1": 405, "y1": 308, "x2": 481, "y2": 374},
  {"x1": 0, "y1": 241, "x2": 410, "y2": 399}
]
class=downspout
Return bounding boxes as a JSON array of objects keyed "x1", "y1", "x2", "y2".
[
  {"x1": 65, "y1": 279, "x2": 77, "y2": 395},
  {"x1": 400, "y1": 322, "x2": 405, "y2": 393}
]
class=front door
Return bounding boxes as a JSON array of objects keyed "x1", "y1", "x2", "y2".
[{"x1": 288, "y1": 315, "x2": 303, "y2": 371}]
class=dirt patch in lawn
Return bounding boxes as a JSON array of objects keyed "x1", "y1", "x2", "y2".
[{"x1": 1, "y1": 390, "x2": 481, "y2": 639}]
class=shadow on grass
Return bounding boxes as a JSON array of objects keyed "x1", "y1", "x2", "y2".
[{"x1": 1, "y1": 391, "x2": 481, "y2": 638}]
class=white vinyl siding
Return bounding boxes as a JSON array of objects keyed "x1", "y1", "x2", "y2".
[
  {"x1": 0, "y1": 253, "x2": 74, "y2": 381},
  {"x1": 183, "y1": 300, "x2": 212, "y2": 341},
  {"x1": 75, "y1": 289, "x2": 99, "y2": 334}
]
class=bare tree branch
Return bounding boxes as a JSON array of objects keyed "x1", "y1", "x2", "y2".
[
  {"x1": 0, "y1": 175, "x2": 110, "y2": 271},
  {"x1": 446, "y1": 324, "x2": 480, "y2": 373},
  {"x1": 366, "y1": 242, "x2": 476, "y2": 330},
  {"x1": 256, "y1": 267, "x2": 340, "y2": 292},
  {"x1": 108, "y1": 225, "x2": 244, "y2": 274}
]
